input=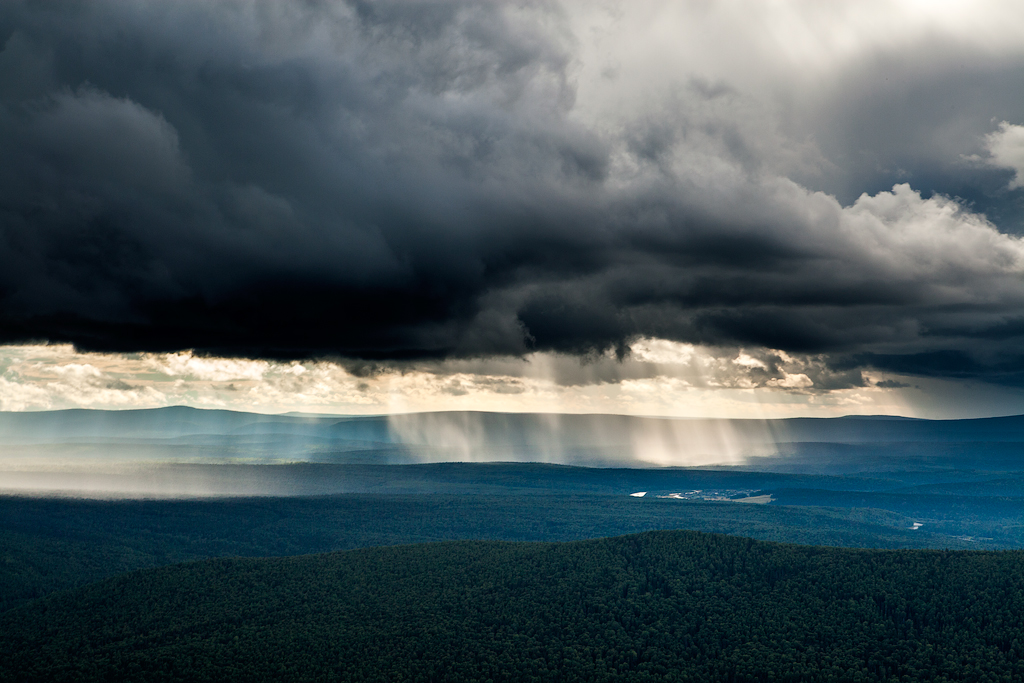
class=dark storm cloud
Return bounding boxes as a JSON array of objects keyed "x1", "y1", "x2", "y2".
[{"x1": 3, "y1": 0, "x2": 1024, "y2": 384}]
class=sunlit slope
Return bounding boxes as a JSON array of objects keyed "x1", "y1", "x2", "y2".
[{"x1": 3, "y1": 531, "x2": 1023, "y2": 682}]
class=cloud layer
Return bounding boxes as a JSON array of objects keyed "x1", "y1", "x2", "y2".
[
  {"x1": 0, "y1": 343, "x2": 923, "y2": 418},
  {"x1": 3, "y1": 1, "x2": 1024, "y2": 385}
]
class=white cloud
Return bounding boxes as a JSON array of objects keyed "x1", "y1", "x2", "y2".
[
  {"x1": 984, "y1": 121, "x2": 1024, "y2": 190},
  {"x1": 148, "y1": 353, "x2": 272, "y2": 382},
  {"x1": 0, "y1": 342, "x2": 949, "y2": 418},
  {"x1": 733, "y1": 353, "x2": 768, "y2": 370},
  {"x1": 629, "y1": 339, "x2": 696, "y2": 365},
  {"x1": 841, "y1": 183, "x2": 1024, "y2": 285},
  {"x1": 768, "y1": 373, "x2": 814, "y2": 389}
]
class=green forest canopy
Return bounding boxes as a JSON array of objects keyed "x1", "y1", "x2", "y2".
[{"x1": 2, "y1": 530, "x2": 1023, "y2": 682}]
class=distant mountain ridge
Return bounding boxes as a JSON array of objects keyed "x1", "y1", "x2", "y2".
[{"x1": 4, "y1": 405, "x2": 1024, "y2": 444}]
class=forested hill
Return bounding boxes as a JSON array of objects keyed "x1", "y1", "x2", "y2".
[{"x1": 3, "y1": 532, "x2": 1023, "y2": 683}]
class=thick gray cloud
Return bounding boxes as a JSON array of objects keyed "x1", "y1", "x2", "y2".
[{"x1": 3, "y1": 0, "x2": 1024, "y2": 384}]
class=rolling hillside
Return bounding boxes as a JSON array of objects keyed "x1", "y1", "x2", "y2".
[{"x1": 2, "y1": 531, "x2": 1022, "y2": 682}]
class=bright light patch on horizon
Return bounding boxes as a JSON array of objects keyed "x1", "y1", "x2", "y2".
[{"x1": 2, "y1": 341, "x2": 1017, "y2": 420}]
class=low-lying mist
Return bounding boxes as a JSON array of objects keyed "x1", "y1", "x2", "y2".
[
  {"x1": 0, "y1": 408, "x2": 779, "y2": 497},
  {"x1": 3, "y1": 407, "x2": 1024, "y2": 497}
]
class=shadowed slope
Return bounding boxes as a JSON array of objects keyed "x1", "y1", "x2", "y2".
[
  {"x1": 0, "y1": 493, "x2": 973, "y2": 613},
  {"x1": 2, "y1": 531, "x2": 1023, "y2": 682}
]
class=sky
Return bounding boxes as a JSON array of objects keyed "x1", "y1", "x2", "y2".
[{"x1": 3, "y1": 0, "x2": 1024, "y2": 418}]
